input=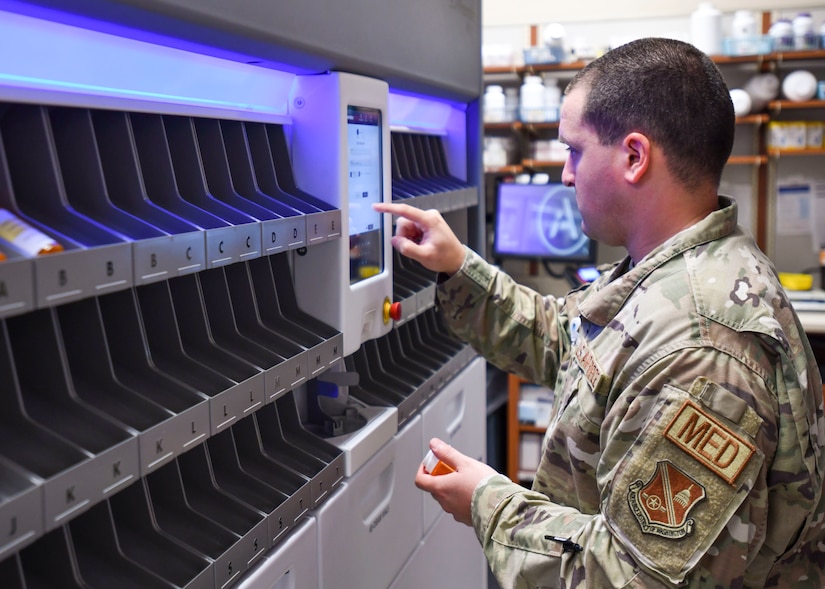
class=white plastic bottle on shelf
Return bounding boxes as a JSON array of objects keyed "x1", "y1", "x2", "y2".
[
  {"x1": 520, "y1": 75, "x2": 545, "y2": 122},
  {"x1": 769, "y1": 19, "x2": 794, "y2": 52},
  {"x1": 541, "y1": 22, "x2": 567, "y2": 63},
  {"x1": 731, "y1": 10, "x2": 757, "y2": 39},
  {"x1": 743, "y1": 73, "x2": 780, "y2": 112},
  {"x1": 793, "y1": 12, "x2": 815, "y2": 50},
  {"x1": 729, "y1": 89, "x2": 752, "y2": 117},
  {"x1": 483, "y1": 138, "x2": 508, "y2": 169},
  {"x1": 730, "y1": 10, "x2": 757, "y2": 55},
  {"x1": 483, "y1": 85, "x2": 506, "y2": 122},
  {"x1": 542, "y1": 75, "x2": 561, "y2": 122},
  {"x1": 690, "y1": 2, "x2": 722, "y2": 55},
  {"x1": 782, "y1": 70, "x2": 817, "y2": 102},
  {"x1": 821, "y1": 20, "x2": 825, "y2": 53},
  {"x1": 504, "y1": 87, "x2": 519, "y2": 122}
]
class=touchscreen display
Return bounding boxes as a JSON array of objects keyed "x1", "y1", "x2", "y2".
[{"x1": 347, "y1": 105, "x2": 384, "y2": 284}]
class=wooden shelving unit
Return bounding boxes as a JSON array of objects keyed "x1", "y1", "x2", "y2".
[
  {"x1": 520, "y1": 159, "x2": 565, "y2": 168},
  {"x1": 483, "y1": 49, "x2": 825, "y2": 253},
  {"x1": 769, "y1": 148, "x2": 825, "y2": 157},
  {"x1": 770, "y1": 98, "x2": 825, "y2": 111},
  {"x1": 483, "y1": 121, "x2": 523, "y2": 132},
  {"x1": 505, "y1": 373, "x2": 524, "y2": 482},
  {"x1": 522, "y1": 121, "x2": 560, "y2": 131},
  {"x1": 728, "y1": 155, "x2": 769, "y2": 165},
  {"x1": 484, "y1": 164, "x2": 524, "y2": 175},
  {"x1": 506, "y1": 373, "x2": 552, "y2": 483}
]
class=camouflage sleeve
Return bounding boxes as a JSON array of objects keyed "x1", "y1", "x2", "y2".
[
  {"x1": 471, "y1": 476, "x2": 671, "y2": 589},
  {"x1": 469, "y1": 343, "x2": 819, "y2": 588},
  {"x1": 601, "y1": 375, "x2": 767, "y2": 586},
  {"x1": 436, "y1": 247, "x2": 569, "y2": 386}
]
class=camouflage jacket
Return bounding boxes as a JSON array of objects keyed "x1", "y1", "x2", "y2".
[{"x1": 437, "y1": 197, "x2": 825, "y2": 588}]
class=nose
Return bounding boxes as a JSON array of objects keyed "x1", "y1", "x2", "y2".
[{"x1": 561, "y1": 157, "x2": 574, "y2": 187}]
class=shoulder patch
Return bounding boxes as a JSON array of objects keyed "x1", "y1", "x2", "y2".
[
  {"x1": 605, "y1": 384, "x2": 765, "y2": 584},
  {"x1": 664, "y1": 400, "x2": 755, "y2": 485},
  {"x1": 628, "y1": 460, "x2": 706, "y2": 539}
]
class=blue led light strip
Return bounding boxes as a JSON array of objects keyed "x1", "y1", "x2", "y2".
[
  {"x1": 388, "y1": 91, "x2": 466, "y2": 135},
  {"x1": 0, "y1": 8, "x2": 294, "y2": 122},
  {"x1": 0, "y1": 7, "x2": 470, "y2": 131}
]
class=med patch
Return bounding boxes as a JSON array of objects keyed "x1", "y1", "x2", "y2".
[
  {"x1": 664, "y1": 400, "x2": 755, "y2": 485},
  {"x1": 604, "y1": 383, "x2": 764, "y2": 584}
]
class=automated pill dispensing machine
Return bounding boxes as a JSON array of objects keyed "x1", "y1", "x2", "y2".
[{"x1": 0, "y1": 0, "x2": 487, "y2": 587}]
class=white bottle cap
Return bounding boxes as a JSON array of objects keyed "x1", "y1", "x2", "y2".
[{"x1": 423, "y1": 449, "x2": 440, "y2": 473}]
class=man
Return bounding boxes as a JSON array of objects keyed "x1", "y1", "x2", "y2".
[{"x1": 374, "y1": 37, "x2": 825, "y2": 588}]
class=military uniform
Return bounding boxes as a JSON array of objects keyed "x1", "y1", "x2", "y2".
[{"x1": 437, "y1": 197, "x2": 825, "y2": 588}]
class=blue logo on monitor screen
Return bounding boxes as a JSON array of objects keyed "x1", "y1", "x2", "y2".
[{"x1": 537, "y1": 186, "x2": 587, "y2": 256}]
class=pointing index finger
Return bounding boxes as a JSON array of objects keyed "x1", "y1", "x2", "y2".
[{"x1": 372, "y1": 202, "x2": 428, "y2": 223}]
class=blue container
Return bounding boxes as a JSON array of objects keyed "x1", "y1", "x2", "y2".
[{"x1": 722, "y1": 35, "x2": 773, "y2": 56}]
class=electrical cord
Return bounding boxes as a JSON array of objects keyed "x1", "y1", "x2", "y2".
[{"x1": 541, "y1": 259, "x2": 568, "y2": 279}]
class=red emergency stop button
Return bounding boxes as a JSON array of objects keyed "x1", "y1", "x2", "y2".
[{"x1": 383, "y1": 298, "x2": 402, "y2": 324}]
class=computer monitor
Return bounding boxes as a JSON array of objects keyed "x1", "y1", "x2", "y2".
[{"x1": 493, "y1": 181, "x2": 596, "y2": 264}]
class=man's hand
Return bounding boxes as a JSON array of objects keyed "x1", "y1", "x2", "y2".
[
  {"x1": 373, "y1": 202, "x2": 466, "y2": 275},
  {"x1": 415, "y1": 438, "x2": 498, "y2": 526}
]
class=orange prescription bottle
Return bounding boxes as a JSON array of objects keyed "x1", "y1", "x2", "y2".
[
  {"x1": 0, "y1": 208, "x2": 63, "y2": 256},
  {"x1": 423, "y1": 449, "x2": 455, "y2": 475}
]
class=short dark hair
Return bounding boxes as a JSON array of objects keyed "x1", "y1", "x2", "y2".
[{"x1": 566, "y1": 37, "x2": 735, "y2": 190}]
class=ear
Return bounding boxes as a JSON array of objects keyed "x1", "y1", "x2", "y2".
[{"x1": 622, "y1": 132, "x2": 650, "y2": 184}]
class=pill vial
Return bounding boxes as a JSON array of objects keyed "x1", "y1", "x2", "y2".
[
  {"x1": 423, "y1": 449, "x2": 455, "y2": 475},
  {"x1": 0, "y1": 208, "x2": 63, "y2": 256}
]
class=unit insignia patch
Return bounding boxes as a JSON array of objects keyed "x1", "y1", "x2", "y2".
[{"x1": 628, "y1": 460, "x2": 706, "y2": 539}]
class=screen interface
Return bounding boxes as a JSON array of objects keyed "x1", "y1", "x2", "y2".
[
  {"x1": 347, "y1": 105, "x2": 384, "y2": 284},
  {"x1": 494, "y1": 183, "x2": 593, "y2": 262}
]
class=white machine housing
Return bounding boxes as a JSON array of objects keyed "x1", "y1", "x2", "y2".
[{"x1": 290, "y1": 72, "x2": 393, "y2": 357}]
